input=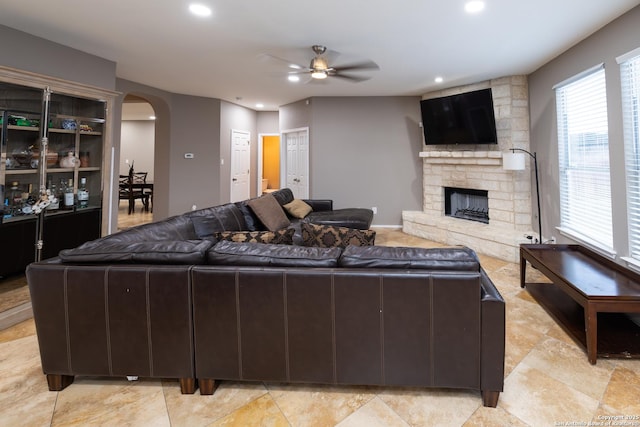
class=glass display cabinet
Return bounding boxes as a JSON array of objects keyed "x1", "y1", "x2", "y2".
[{"x1": 0, "y1": 68, "x2": 117, "y2": 277}]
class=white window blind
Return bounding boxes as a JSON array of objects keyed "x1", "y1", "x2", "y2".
[
  {"x1": 555, "y1": 65, "x2": 613, "y2": 250},
  {"x1": 620, "y1": 51, "x2": 640, "y2": 260}
]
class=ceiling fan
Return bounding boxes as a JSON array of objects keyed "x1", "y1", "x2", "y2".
[{"x1": 270, "y1": 45, "x2": 379, "y2": 83}]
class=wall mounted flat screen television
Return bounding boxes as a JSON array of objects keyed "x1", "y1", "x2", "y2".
[{"x1": 420, "y1": 88, "x2": 498, "y2": 145}]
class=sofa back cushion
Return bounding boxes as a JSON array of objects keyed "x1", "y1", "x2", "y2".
[
  {"x1": 271, "y1": 187, "x2": 295, "y2": 206},
  {"x1": 207, "y1": 241, "x2": 342, "y2": 267},
  {"x1": 99, "y1": 215, "x2": 197, "y2": 245},
  {"x1": 59, "y1": 240, "x2": 213, "y2": 264},
  {"x1": 339, "y1": 245, "x2": 480, "y2": 271},
  {"x1": 188, "y1": 203, "x2": 247, "y2": 239}
]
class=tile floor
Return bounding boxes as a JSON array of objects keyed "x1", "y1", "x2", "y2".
[{"x1": 1, "y1": 228, "x2": 639, "y2": 426}]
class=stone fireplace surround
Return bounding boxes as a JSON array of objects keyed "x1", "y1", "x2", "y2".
[{"x1": 402, "y1": 76, "x2": 533, "y2": 263}]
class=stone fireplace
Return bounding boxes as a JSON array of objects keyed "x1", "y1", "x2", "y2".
[{"x1": 403, "y1": 76, "x2": 533, "y2": 263}]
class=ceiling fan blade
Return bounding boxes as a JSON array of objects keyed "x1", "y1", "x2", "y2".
[
  {"x1": 332, "y1": 73, "x2": 372, "y2": 82},
  {"x1": 332, "y1": 60, "x2": 380, "y2": 72},
  {"x1": 258, "y1": 53, "x2": 308, "y2": 70}
]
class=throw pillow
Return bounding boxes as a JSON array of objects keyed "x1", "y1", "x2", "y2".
[
  {"x1": 283, "y1": 199, "x2": 313, "y2": 219},
  {"x1": 214, "y1": 228, "x2": 294, "y2": 245},
  {"x1": 301, "y1": 222, "x2": 376, "y2": 248},
  {"x1": 247, "y1": 193, "x2": 291, "y2": 231}
]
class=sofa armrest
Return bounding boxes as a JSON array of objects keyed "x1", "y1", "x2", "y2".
[
  {"x1": 480, "y1": 268, "x2": 505, "y2": 395},
  {"x1": 303, "y1": 199, "x2": 333, "y2": 212}
]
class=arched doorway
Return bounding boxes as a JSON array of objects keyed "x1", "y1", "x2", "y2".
[{"x1": 118, "y1": 94, "x2": 155, "y2": 230}]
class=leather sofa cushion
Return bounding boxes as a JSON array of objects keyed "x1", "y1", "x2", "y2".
[
  {"x1": 207, "y1": 241, "x2": 342, "y2": 267},
  {"x1": 301, "y1": 223, "x2": 376, "y2": 248},
  {"x1": 307, "y1": 208, "x2": 374, "y2": 230},
  {"x1": 339, "y1": 245, "x2": 480, "y2": 271},
  {"x1": 214, "y1": 228, "x2": 294, "y2": 245},
  {"x1": 247, "y1": 194, "x2": 291, "y2": 231},
  {"x1": 59, "y1": 240, "x2": 213, "y2": 264},
  {"x1": 271, "y1": 188, "x2": 295, "y2": 206},
  {"x1": 189, "y1": 203, "x2": 247, "y2": 239}
]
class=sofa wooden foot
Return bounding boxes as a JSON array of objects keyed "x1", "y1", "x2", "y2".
[
  {"x1": 482, "y1": 390, "x2": 500, "y2": 407},
  {"x1": 199, "y1": 378, "x2": 218, "y2": 395},
  {"x1": 179, "y1": 377, "x2": 197, "y2": 394},
  {"x1": 46, "y1": 374, "x2": 74, "y2": 391}
]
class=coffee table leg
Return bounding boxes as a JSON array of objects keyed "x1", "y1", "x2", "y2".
[
  {"x1": 584, "y1": 305, "x2": 597, "y2": 364},
  {"x1": 520, "y1": 255, "x2": 527, "y2": 288}
]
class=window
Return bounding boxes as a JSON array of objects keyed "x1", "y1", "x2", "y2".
[
  {"x1": 554, "y1": 64, "x2": 613, "y2": 250},
  {"x1": 619, "y1": 49, "x2": 640, "y2": 262}
]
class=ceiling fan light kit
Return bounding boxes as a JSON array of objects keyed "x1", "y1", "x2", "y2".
[{"x1": 271, "y1": 45, "x2": 379, "y2": 83}]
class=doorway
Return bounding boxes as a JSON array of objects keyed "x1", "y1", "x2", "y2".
[
  {"x1": 258, "y1": 133, "x2": 280, "y2": 195},
  {"x1": 230, "y1": 129, "x2": 251, "y2": 202},
  {"x1": 119, "y1": 95, "x2": 155, "y2": 229},
  {"x1": 282, "y1": 127, "x2": 309, "y2": 198}
]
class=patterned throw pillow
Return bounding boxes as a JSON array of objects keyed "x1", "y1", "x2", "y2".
[
  {"x1": 301, "y1": 223, "x2": 376, "y2": 248},
  {"x1": 214, "y1": 228, "x2": 294, "y2": 245}
]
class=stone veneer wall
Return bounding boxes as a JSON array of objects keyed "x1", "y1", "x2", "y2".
[{"x1": 402, "y1": 76, "x2": 532, "y2": 263}]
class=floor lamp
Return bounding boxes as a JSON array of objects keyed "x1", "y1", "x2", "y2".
[{"x1": 503, "y1": 148, "x2": 542, "y2": 244}]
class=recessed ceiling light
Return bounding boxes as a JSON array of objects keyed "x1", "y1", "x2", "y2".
[
  {"x1": 435, "y1": 76, "x2": 444, "y2": 83},
  {"x1": 465, "y1": 1, "x2": 485, "y2": 13},
  {"x1": 189, "y1": 3, "x2": 212, "y2": 17},
  {"x1": 256, "y1": 103, "x2": 264, "y2": 109},
  {"x1": 288, "y1": 75, "x2": 300, "y2": 82},
  {"x1": 149, "y1": 115, "x2": 156, "y2": 120}
]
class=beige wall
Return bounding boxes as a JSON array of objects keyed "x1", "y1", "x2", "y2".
[{"x1": 120, "y1": 121, "x2": 155, "y2": 182}]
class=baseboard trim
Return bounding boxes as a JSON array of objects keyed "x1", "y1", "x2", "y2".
[
  {"x1": 371, "y1": 225, "x2": 402, "y2": 229},
  {"x1": 0, "y1": 302, "x2": 33, "y2": 331}
]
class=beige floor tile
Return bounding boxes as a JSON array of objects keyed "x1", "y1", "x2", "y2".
[
  {"x1": 0, "y1": 274, "x2": 30, "y2": 312},
  {"x1": 600, "y1": 366, "x2": 640, "y2": 414},
  {"x1": 504, "y1": 320, "x2": 545, "y2": 376},
  {"x1": 51, "y1": 378, "x2": 170, "y2": 426},
  {"x1": 0, "y1": 335, "x2": 58, "y2": 427},
  {"x1": 521, "y1": 336, "x2": 615, "y2": 400},
  {"x1": 463, "y1": 405, "x2": 530, "y2": 427},
  {"x1": 378, "y1": 388, "x2": 481, "y2": 427},
  {"x1": 266, "y1": 383, "x2": 376, "y2": 427},
  {"x1": 210, "y1": 393, "x2": 290, "y2": 427},
  {"x1": 335, "y1": 396, "x2": 410, "y2": 427},
  {"x1": 505, "y1": 290, "x2": 556, "y2": 335},
  {"x1": 500, "y1": 363, "x2": 599, "y2": 426},
  {"x1": 164, "y1": 381, "x2": 268, "y2": 427},
  {"x1": 544, "y1": 321, "x2": 577, "y2": 347},
  {"x1": 0, "y1": 317, "x2": 36, "y2": 344}
]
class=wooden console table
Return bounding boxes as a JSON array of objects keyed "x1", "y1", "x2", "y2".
[{"x1": 520, "y1": 244, "x2": 640, "y2": 364}]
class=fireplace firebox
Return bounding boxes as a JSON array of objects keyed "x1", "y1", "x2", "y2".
[{"x1": 444, "y1": 187, "x2": 489, "y2": 224}]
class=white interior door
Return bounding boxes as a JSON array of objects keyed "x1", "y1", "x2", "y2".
[
  {"x1": 230, "y1": 129, "x2": 250, "y2": 202},
  {"x1": 283, "y1": 127, "x2": 309, "y2": 199}
]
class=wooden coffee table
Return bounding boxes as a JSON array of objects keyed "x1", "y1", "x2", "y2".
[{"x1": 520, "y1": 244, "x2": 640, "y2": 364}]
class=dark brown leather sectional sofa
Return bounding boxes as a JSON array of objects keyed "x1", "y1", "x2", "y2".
[{"x1": 26, "y1": 189, "x2": 505, "y2": 407}]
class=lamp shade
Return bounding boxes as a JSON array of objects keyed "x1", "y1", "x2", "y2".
[{"x1": 502, "y1": 152, "x2": 526, "y2": 170}]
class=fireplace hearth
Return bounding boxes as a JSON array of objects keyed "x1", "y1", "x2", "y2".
[{"x1": 445, "y1": 187, "x2": 489, "y2": 224}]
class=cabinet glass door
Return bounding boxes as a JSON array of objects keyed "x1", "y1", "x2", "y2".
[{"x1": 1, "y1": 83, "x2": 45, "y2": 222}]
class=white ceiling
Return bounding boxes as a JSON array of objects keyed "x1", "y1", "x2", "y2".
[{"x1": 1, "y1": 0, "x2": 638, "y2": 111}]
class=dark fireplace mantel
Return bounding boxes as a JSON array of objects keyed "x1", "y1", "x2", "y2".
[{"x1": 444, "y1": 187, "x2": 489, "y2": 224}]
